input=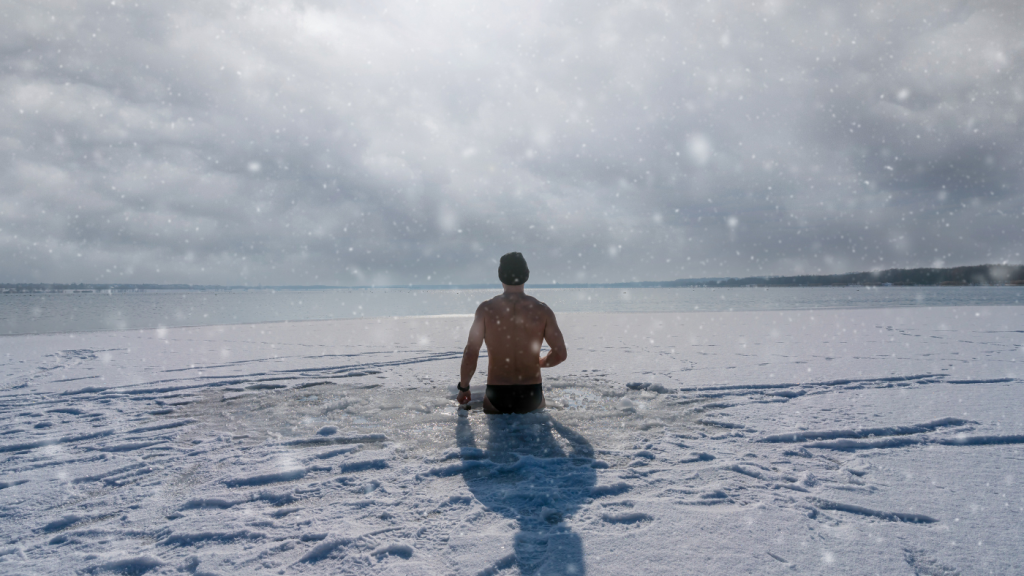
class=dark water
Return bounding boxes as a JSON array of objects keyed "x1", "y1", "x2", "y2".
[{"x1": 1, "y1": 286, "x2": 1022, "y2": 335}]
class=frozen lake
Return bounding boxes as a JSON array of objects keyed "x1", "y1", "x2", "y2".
[
  {"x1": 1, "y1": 307, "x2": 1021, "y2": 574},
  {"x1": 2, "y1": 285, "x2": 1023, "y2": 335}
]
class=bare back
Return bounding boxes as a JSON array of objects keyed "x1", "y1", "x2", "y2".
[
  {"x1": 481, "y1": 293, "x2": 547, "y2": 384},
  {"x1": 462, "y1": 292, "x2": 567, "y2": 387}
]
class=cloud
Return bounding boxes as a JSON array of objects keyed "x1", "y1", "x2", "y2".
[{"x1": 1, "y1": 0, "x2": 1021, "y2": 285}]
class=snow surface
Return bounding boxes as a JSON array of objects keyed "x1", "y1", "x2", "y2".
[{"x1": 1, "y1": 307, "x2": 1022, "y2": 575}]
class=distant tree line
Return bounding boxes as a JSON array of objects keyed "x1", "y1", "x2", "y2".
[
  {"x1": 2, "y1": 265, "x2": 1023, "y2": 293},
  {"x1": 665, "y1": 265, "x2": 1024, "y2": 288}
]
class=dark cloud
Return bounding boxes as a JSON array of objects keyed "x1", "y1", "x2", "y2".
[{"x1": 1, "y1": 0, "x2": 1021, "y2": 285}]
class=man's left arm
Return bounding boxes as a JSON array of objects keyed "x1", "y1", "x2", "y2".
[{"x1": 539, "y1": 307, "x2": 567, "y2": 368}]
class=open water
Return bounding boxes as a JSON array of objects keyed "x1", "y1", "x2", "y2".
[{"x1": 1, "y1": 285, "x2": 1022, "y2": 336}]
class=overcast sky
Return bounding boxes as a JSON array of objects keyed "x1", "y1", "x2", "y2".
[{"x1": 2, "y1": 1, "x2": 1022, "y2": 286}]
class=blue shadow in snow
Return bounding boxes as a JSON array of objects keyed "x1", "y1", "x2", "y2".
[{"x1": 456, "y1": 412, "x2": 596, "y2": 575}]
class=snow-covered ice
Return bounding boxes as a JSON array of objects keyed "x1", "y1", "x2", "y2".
[{"x1": 1, "y1": 307, "x2": 1022, "y2": 574}]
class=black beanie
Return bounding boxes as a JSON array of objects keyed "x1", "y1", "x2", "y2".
[{"x1": 498, "y1": 252, "x2": 529, "y2": 285}]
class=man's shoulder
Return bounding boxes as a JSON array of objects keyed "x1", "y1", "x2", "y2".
[
  {"x1": 520, "y1": 295, "x2": 555, "y2": 317},
  {"x1": 478, "y1": 293, "x2": 553, "y2": 313},
  {"x1": 477, "y1": 291, "x2": 552, "y2": 309},
  {"x1": 478, "y1": 295, "x2": 503, "y2": 307},
  {"x1": 476, "y1": 297, "x2": 502, "y2": 313},
  {"x1": 524, "y1": 294, "x2": 550, "y2": 309}
]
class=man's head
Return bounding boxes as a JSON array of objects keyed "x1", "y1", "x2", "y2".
[{"x1": 498, "y1": 252, "x2": 529, "y2": 286}]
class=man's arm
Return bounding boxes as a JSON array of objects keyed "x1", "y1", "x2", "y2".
[
  {"x1": 539, "y1": 307, "x2": 567, "y2": 368},
  {"x1": 458, "y1": 306, "x2": 486, "y2": 404}
]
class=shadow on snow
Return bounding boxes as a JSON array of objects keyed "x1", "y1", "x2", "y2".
[{"x1": 456, "y1": 412, "x2": 596, "y2": 575}]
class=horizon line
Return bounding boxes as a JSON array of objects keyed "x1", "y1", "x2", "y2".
[{"x1": 2, "y1": 263, "x2": 1022, "y2": 291}]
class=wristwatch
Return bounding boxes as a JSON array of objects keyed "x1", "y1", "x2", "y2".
[{"x1": 457, "y1": 382, "x2": 470, "y2": 391}]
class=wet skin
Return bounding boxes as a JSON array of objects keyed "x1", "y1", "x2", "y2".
[{"x1": 458, "y1": 283, "x2": 567, "y2": 413}]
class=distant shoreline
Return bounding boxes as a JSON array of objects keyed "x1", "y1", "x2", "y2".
[{"x1": 2, "y1": 264, "x2": 1022, "y2": 293}]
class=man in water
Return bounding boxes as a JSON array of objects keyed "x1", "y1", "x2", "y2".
[{"x1": 456, "y1": 252, "x2": 567, "y2": 414}]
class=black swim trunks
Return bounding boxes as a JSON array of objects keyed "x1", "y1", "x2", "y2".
[{"x1": 485, "y1": 384, "x2": 544, "y2": 414}]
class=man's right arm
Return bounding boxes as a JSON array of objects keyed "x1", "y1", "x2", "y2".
[
  {"x1": 539, "y1": 306, "x2": 567, "y2": 368},
  {"x1": 458, "y1": 305, "x2": 486, "y2": 404}
]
